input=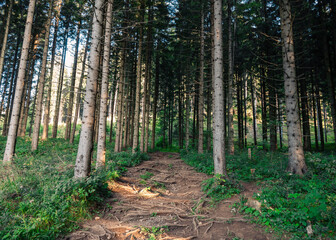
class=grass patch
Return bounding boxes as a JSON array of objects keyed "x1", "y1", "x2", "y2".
[
  {"x1": 180, "y1": 148, "x2": 336, "y2": 239},
  {"x1": 0, "y1": 136, "x2": 149, "y2": 239}
]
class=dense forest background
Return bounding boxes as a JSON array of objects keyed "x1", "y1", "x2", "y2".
[{"x1": 0, "y1": 0, "x2": 336, "y2": 239}]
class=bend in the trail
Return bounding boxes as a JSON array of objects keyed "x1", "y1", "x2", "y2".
[{"x1": 64, "y1": 152, "x2": 273, "y2": 240}]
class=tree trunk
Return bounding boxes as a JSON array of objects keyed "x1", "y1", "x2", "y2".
[
  {"x1": 198, "y1": 6, "x2": 204, "y2": 153},
  {"x1": 65, "y1": 21, "x2": 81, "y2": 140},
  {"x1": 227, "y1": 0, "x2": 234, "y2": 155},
  {"x1": 52, "y1": 22, "x2": 69, "y2": 138},
  {"x1": 132, "y1": 2, "x2": 144, "y2": 153},
  {"x1": 74, "y1": 0, "x2": 104, "y2": 178},
  {"x1": 70, "y1": 32, "x2": 90, "y2": 144},
  {"x1": 269, "y1": 77, "x2": 277, "y2": 151},
  {"x1": 151, "y1": 49, "x2": 160, "y2": 149},
  {"x1": 3, "y1": 0, "x2": 36, "y2": 163},
  {"x1": 31, "y1": 0, "x2": 54, "y2": 150},
  {"x1": 96, "y1": 0, "x2": 113, "y2": 167},
  {"x1": 114, "y1": 41, "x2": 126, "y2": 152},
  {"x1": 279, "y1": 0, "x2": 307, "y2": 175},
  {"x1": 213, "y1": 0, "x2": 227, "y2": 176},
  {"x1": 42, "y1": 0, "x2": 62, "y2": 140},
  {"x1": 2, "y1": 32, "x2": 20, "y2": 136},
  {"x1": 300, "y1": 75, "x2": 311, "y2": 151},
  {"x1": 0, "y1": 0, "x2": 13, "y2": 81},
  {"x1": 251, "y1": 76, "x2": 257, "y2": 146}
]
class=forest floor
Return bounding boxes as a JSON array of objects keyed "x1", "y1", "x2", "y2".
[{"x1": 65, "y1": 152, "x2": 273, "y2": 240}]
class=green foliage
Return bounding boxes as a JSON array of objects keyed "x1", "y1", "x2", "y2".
[
  {"x1": 139, "y1": 225, "x2": 169, "y2": 239},
  {"x1": 180, "y1": 148, "x2": 336, "y2": 239},
  {"x1": 0, "y1": 137, "x2": 149, "y2": 239},
  {"x1": 140, "y1": 171, "x2": 154, "y2": 180},
  {"x1": 201, "y1": 174, "x2": 242, "y2": 203}
]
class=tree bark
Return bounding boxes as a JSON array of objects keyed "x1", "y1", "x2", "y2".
[
  {"x1": 213, "y1": 0, "x2": 227, "y2": 176},
  {"x1": 52, "y1": 22, "x2": 69, "y2": 138},
  {"x1": 96, "y1": 0, "x2": 113, "y2": 168},
  {"x1": 132, "y1": 2, "x2": 144, "y2": 153},
  {"x1": 31, "y1": 0, "x2": 54, "y2": 150},
  {"x1": 74, "y1": 0, "x2": 104, "y2": 178},
  {"x1": 198, "y1": 6, "x2": 204, "y2": 153},
  {"x1": 279, "y1": 0, "x2": 307, "y2": 175},
  {"x1": 227, "y1": 0, "x2": 234, "y2": 155},
  {"x1": 3, "y1": 0, "x2": 36, "y2": 163},
  {"x1": 42, "y1": 0, "x2": 62, "y2": 140},
  {"x1": 0, "y1": 0, "x2": 13, "y2": 82},
  {"x1": 65, "y1": 21, "x2": 81, "y2": 140},
  {"x1": 151, "y1": 49, "x2": 160, "y2": 149}
]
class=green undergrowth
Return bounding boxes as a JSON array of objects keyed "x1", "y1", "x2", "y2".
[
  {"x1": 0, "y1": 136, "x2": 149, "y2": 239},
  {"x1": 180, "y1": 149, "x2": 336, "y2": 239}
]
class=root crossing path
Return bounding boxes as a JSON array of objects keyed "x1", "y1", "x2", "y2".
[{"x1": 65, "y1": 152, "x2": 273, "y2": 240}]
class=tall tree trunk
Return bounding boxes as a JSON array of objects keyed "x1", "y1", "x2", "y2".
[
  {"x1": 251, "y1": 76, "x2": 257, "y2": 146},
  {"x1": 269, "y1": 77, "x2": 277, "y2": 151},
  {"x1": 114, "y1": 42, "x2": 126, "y2": 152},
  {"x1": 315, "y1": 82, "x2": 324, "y2": 150},
  {"x1": 213, "y1": 0, "x2": 227, "y2": 176},
  {"x1": 19, "y1": 34, "x2": 40, "y2": 137},
  {"x1": 0, "y1": 0, "x2": 13, "y2": 81},
  {"x1": 132, "y1": 2, "x2": 144, "y2": 153},
  {"x1": 70, "y1": 32, "x2": 90, "y2": 144},
  {"x1": 2, "y1": 32, "x2": 20, "y2": 136},
  {"x1": 109, "y1": 60, "x2": 118, "y2": 143},
  {"x1": 277, "y1": 94, "x2": 283, "y2": 148},
  {"x1": 42, "y1": 0, "x2": 62, "y2": 140},
  {"x1": 198, "y1": 5, "x2": 204, "y2": 153},
  {"x1": 74, "y1": 0, "x2": 104, "y2": 178},
  {"x1": 96, "y1": 0, "x2": 113, "y2": 167},
  {"x1": 65, "y1": 21, "x2": 81, "y2": 140},
  {"x1": 151, "y1": 49, "x2": 160, "y2": 149},
  {"x1": 279, "y1": 0, "x2": 307, "y2": 175},
  {"x1": 3, "y1": 0, "x2": 36, "y2": 163},
  {"x1": 261, "y1": 74, "x2": 267, "y2": 150},
  {"x1": 31, "y1": 0, "x2": 53, "y2": 150},
  {"x1": 300, "y1": 75, "x2": 311, "y2": 151},
  {"x1": 227, "y1": 0, "x2": 234, "y2": 155},
  {"x1": 52, "y1": 22, "x2": 69, "y2": 138}
]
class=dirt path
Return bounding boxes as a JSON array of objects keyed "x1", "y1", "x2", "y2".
[{"x1": 65, "y1": 152, "x2": 273, "y2": 240}]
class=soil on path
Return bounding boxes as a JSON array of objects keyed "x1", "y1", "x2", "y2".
[{"x1": 65, "y1": 152, "x2": 273, "y2": 240}]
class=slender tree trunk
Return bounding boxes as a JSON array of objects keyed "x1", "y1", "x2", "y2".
[
  {"x1": 109, "y1": 62, "x2": 118, "y2": 143},
  {"x1": 65, "y1": 21, "x2": 81, "y2": 140},
  {"x1": 269, "y1": 77, "x2": 277, "y2": 151},
  {"x1": 96, "y1": 0, "x2": 113, "y2": 167},
  {"x1": 261, "y1": 73, "x2": 267, "y2": 150},
  {"x1": 70, "y1": 32, "x2": 90, "y2": 144},
  {"x1": 198, "y1": 6, "x2": 204, "y2": 153},
  {"x1": 2, "y1": 32, "x2": 20, "y2": 136},
  {"x1": 251, "y1": 76, "x2": 257, "y2": 146},
  {"x1": 31, "y1": 0, "x2": 54, "y2": 150},
  {"x1": 315, "y1": 82, "x2": 324, "y2": 150},
  {"x1": 52, "y1": 23, "x2": 69, "y2": 138},
  {"x1": 74, "y1": 0, "x2": 104, "y2": 178},
  {"x1": 227, "y1": 0, "x2": 234, "y2": 155},
  {"x1": 279, "y1": 0, "x2": 307, "y2": 175},
  {"x1": 0, "y1": 0, "x2": 13, "y2": 81},
  {"x1": 312, "y1": 81, "x2": 319, "y2": 150},
  {"x1": 114, "y1": 41, "x2": 127, "y2": 152},
  {"x1": 3, "y1": 0, "x2": 36, "y2": 163},
  {"x1": 300, "y1": 75, "x2": 311, "y2": 151},
  {"x1": 151, "y1": 49, "x2": 160, "y2": 149},
  {"x1": 213, "y1": 0, "x2": 227, "y2": 176},
  {"x1": 277, "y1": 94, "x2": 283, "y2": 148},
  {"x1": 42, "y1": 0, "x2": 62, "y2": 140},
  {"x1": 20, "y1": 35, "x2": 40, "y2": 137},
  {"x1": 132, "y1": 3, "x2": 144, "y2": 153}
]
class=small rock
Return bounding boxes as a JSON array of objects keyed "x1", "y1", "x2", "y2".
[{"x1": 95, "y1": 216, "x2": 100, "y2": 220}]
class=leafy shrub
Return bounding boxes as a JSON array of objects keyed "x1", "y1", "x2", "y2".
[{"x1": 0, "y1": 137, "x2": 149, "y2": 239}]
